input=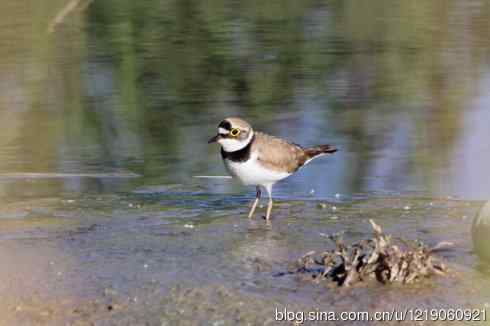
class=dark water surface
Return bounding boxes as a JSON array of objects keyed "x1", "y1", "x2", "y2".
[{"x1": 1, "y1": 0, "x2": 490, "y2": 324}]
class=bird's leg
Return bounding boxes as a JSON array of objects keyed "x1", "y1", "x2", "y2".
[
  {"x1": 264, "y1": 184, "x2": 273, "y2": 221},
  {"x1": 265, "y1": 198, "x2": 273, "y2": 221},
  {"x1": 248, "y1": 186, "x2": 261, "y2": 219}
]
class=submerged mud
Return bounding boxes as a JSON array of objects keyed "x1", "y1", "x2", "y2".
[{"x1": 0, "y1": 187, "x2": 489, "y2": 325}]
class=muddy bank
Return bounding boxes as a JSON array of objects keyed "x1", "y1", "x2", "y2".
[{"x1": 1, "y1": 192, "x2": 489, "y2": 325}]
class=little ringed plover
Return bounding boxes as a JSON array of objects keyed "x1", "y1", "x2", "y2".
[{"x1": 208, "y1": 117, "x2": 337, "y2": 221}]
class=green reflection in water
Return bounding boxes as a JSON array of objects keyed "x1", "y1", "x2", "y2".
[{"x1": 0, "y1": 0, "x2": 490, "y2": 199}]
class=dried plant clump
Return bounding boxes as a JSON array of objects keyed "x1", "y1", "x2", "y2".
[{"x1": 290, "y1": 220, "x2": 450, "y2": 287}]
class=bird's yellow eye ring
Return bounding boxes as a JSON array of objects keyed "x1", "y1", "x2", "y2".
[{"x1": 230, "y1": 128, "x2": 240, "y2": 137}]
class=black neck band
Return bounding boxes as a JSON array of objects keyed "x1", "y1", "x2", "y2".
[{"x1": 221, "y1": 134, "x2": 255, "y2": 162}]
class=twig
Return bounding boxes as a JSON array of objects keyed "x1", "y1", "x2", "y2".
[
  {"x1": 0, "y1": 172, "x2": 140, "y2": 179},
  {"x1": 47, "y1": 0, "x2": 94, "y2": 34},
  {"x1": 193, "y1": 175, "x2": 233, "y2": 179}
]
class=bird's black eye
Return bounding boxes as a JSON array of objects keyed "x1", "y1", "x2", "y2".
[{"x1": 230, "y1": 128, "x2": 240, "y2": 137}]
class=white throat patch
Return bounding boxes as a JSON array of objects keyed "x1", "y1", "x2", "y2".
[{"x1": 219, "y1": 130, "x2": 254, "y2": 152}]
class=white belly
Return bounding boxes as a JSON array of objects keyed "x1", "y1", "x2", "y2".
[{"x1": 223, "y1": 154, "x2": 290, "y2": 186}]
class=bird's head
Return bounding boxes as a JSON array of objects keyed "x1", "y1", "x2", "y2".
[{"x1": 208, "y1": 117, "x2": 254, "y2": 152}]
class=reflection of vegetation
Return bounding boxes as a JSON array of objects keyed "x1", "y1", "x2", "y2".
[
  {"x1": 0, "y1": 0, "x2": 489, "y2": 194},
  {"x1": 89, "y1": 0, "x2": 325, "y2": 108},
  {"x1": 323, "y1": 1, "x2": 490, "y2": 192}
]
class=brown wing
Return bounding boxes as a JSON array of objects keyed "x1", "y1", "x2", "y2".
[{"x1": 252, "y1": 132, "x2": 308, "y2": 173}]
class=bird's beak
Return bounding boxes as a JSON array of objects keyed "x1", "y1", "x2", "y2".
[{"x1": 208, "y1": 134, "x2": 221, "y2": 143}]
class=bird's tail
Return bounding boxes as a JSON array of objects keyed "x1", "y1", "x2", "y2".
[{"x1": 302, "y1": 144, "x2": 338, "y2": 165}]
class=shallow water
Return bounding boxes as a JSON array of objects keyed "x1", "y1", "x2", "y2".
[{"x1": 1, "y1": 0, "x2": 490, "y2": 324}]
